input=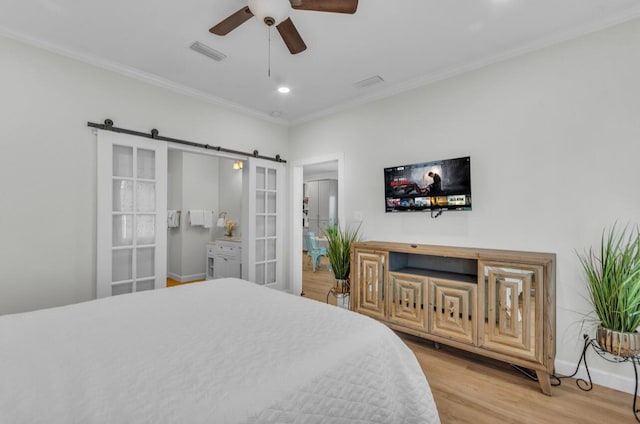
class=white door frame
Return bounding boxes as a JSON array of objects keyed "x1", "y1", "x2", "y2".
[{"x1": 289, "y1": 153, "x2": 344, "y2": 296}]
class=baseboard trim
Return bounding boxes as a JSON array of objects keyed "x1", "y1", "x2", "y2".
[
  {"x1": 167, "y1": 272, "x2": 206, "y2": 283},
  {"x1": 555, "y1": 358, "x2": 636, "y2": 395}
]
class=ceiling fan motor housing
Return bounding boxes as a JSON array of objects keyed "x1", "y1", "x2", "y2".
[{"x1": 248, "y1": 0, "x2": 291, "y2": 26}]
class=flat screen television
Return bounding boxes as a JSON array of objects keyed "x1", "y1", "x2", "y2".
[{"x1": 384, "y1": 156, "x2": 471, "y2": 212}]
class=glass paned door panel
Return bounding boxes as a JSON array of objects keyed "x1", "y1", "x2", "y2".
[
  {"x1": 267, "y1": 192, "x2": 276, "y2": 213},
  {"x1": 113, "y1": 215, "x2": 133, "y2": 246},
  {"x1": 112, "y1": 283, "x2": 133, "y2": 296},
  {"x1": 267, "y1": 169, "x2": 276, "y2": 190},
  {"x1": 247, "y1": 159, "x2": 284, "y2": 289},
  {"x1": 256, "y1": 167, "x2": 266, "y2": 190},
  {"x1": 136, "y1": 247, "x2": 155, "y2": 278},
  {"x1": 256, "y1": 240, "x2": 266, "y2": 262},
  {"x1": 97, "y1": 130, "x2": 167, "y2": 298},
  {"x1": 112, "y1": 249, "x2": 133, "y2": 282},
  {"x1": 255, "y1": 263, "x2": 265, "y2": 286},
  {"x1": 113, "y1": 145, "x2": 133, "y2": 177},
  {"x1": 136, "y1": 215, "x2": 156, "y2": 245},
  {"x1": 267, "y1": 263, "x2": 276, "y2": 284},
  {"x1": 267, "y1": 239, "x2": 276, "y2": 260},
  {"x1": 267, "y1": 216, "x2": 276, "y2": 237},
  {"x1": 113, "y1": 180, "x2": 133, "y2": 212},
  {"x1": 137, "y1": 149, "x2": 155, "y2": 179},
  {"x1": 256, "y1": 216, "x2": 265, "y2": 237},
  {"x1": 256, "y1": 192, "x2": 266, "y2": 214},
  {"x1": 136, "y1": 280, "x2": 155, "y2": 292},
  {"x1": 136, "y1": 182, "x2": 156, "y2": 212}
]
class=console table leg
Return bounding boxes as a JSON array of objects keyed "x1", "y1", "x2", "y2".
[{"x1": 536, "y1": 371, "x2": 552, "y2": 396}]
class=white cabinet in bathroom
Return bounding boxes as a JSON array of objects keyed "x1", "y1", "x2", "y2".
[
  {"x1": 210, "y1": 238, "x2": 242, "y2": 279},
  {"x1": 206, "y1": 243, "x2": 216, "y2": 280}
]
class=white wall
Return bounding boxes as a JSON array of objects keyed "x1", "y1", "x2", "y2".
[
  {"x1": 181, "y1": 152, "x2": 219, "y2": 279},
  {"x1": 167, "y1": 151, "x2": 219, "y2": 280},
  {"x1": 289, "y1": 19, "x2": 640, "y2": 392},
  {"x1": 0, "y1": 35, "x2": 288, "y2": 314},
  {"x1": 167, "y1": 150, "x2": 183, "y2": 277},
  {"x1": 218, "y1": 159, "x2": 244, "y2": 238}
]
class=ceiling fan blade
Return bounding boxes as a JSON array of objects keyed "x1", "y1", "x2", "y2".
[
  {"x1": 291, "y1": 0, "x2": 358, "y2": 14},
  {"x1": 209, "y1": 7, "x2": 254, "y2": 35},
  {"x1": 276, "y1": 18, "x2": 307, "y2": 55}
]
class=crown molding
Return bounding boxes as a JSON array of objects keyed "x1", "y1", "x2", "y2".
[
  {"x1": 2, "y1": 5, "x2": 640, "y2": 129},
  {"x1": 0, "y1": 25, "x2": 288, "y2": 127},
  {"x1": 291, "y1": 7, "x2": 640, "y2": 126}
]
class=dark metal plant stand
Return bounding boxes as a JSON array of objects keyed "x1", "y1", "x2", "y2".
[{"x1": 560, "y1": 334, "x2": 640, "y2": 422}]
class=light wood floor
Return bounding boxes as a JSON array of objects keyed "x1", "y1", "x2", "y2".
[
  {"x1": 166, "y1": 277, "x2": 202, "y2": 288},
  {"x1": 301, "y1": 255, "x2": 636, "y2": 424}
]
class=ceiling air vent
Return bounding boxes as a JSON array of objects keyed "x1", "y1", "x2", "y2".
[
  {"x1": 190, "y1": 41, "x2": 227, "y2": 62},
  {"x1": 353, "y1": 75, "x2": 384, "y2": 89}
]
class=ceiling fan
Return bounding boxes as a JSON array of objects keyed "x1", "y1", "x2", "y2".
[{"x1": 209, "y1": 0, "x2": 359, "y2": 55}]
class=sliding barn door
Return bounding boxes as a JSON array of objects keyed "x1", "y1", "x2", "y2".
[
  {"x1": 244, "y1": 158, "x2": 286, "y2": 290},
  {"x1": 96, "y1": 130, "x2": 167, "y2": 298}
]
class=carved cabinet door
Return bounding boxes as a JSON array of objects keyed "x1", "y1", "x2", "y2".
[
  {"x1": 478, "y1": 261, "x2": 544, "y2": 363},
  {"x1": 353, "y1": 250, "x2": 387, "y2": 320},
  {"x1": 389, "y1": 272, "x2": 428, "y2": 331},
  {"x1": 428, "y1": 278, "x2": 477, "y2": 345}
]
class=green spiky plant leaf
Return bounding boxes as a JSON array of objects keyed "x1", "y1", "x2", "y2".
[
  {"x1": 577, "y1": 225, "x2": 640, "y2": 333},
  {"x1": 323, "y1": 224, "x2": 362, "y2": 281}
]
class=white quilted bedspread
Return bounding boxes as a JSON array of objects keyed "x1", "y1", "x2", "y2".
[{"x1": 0, "y1": 278, "x2": 439, "y2": 423}]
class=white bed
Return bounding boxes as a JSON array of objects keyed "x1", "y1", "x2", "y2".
[{"x1": 0, "y1": 278, "x2": 440, "y2": 423}]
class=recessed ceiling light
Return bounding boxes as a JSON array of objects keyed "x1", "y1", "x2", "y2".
[
  {"x1": 277, "y1": 86, "x2": 291, "y2": 94},
  {"x1": 270, "y1": 111, "x2": 283, "y2": 117}
]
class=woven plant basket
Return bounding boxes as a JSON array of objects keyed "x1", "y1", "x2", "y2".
[{"x1": 597, "y1": 326, "x2": 640, "y2": 358}]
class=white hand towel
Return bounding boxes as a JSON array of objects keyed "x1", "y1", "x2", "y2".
[
  {"x1": 203, "y1": 211, "x2": 213, "y2": 229},
  {"x1": 167, "y1": 210, "x2": 179, "y2": 228},
  {"x1": 189, "y1": 210, "x2": 205, "y2": 226}
]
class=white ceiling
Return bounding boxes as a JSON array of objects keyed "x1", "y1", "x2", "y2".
[{"x1": 1, "y1": 0, "x2": 639, "y2": 125}]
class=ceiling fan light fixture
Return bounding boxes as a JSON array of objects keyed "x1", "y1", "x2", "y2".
[
  {"x1": 277, "y1": 86, "x2": 291, "y2": 94},
  {"x1": 248, "y1": 0, "x2": 291, "y2": 26}
]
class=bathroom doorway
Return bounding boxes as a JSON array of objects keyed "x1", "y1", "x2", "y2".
[{"x1": 166, "y1": 149, "x2": 244, "y2": 286}]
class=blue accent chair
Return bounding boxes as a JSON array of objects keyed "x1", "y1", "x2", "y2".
[{"x1": 304, "y1": 232, "x2": 328, "y2": 272}]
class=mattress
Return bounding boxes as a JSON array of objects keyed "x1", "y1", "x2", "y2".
[{"x1": 0, "y1": 278, "x2": 439, "y2": 423}]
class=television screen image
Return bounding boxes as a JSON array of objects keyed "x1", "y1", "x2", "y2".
[{"x1": 384, "y1": 156, "x2": 471, "y2": 212}]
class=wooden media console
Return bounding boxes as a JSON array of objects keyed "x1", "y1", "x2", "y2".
[{"x1": 351, "y1": 241, "x2": 556, "y2": 395}]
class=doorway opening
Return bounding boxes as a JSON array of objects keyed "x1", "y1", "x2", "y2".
[
  {"x1": 166, "y1": 147, "x2": 245, "y2": 287},
  {"x1": 289, "y1": 154, "x2": 344, "y2": 298}
]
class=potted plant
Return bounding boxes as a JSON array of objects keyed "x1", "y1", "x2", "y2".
[
  {"x1": 577, "y1": 224, "x2": 640, "y2": 357},
  {"x1": 324, "y1": 223, "x2": 362, "y2": 293},
  {"x1": 224, "y1": 219, "x2": 236, "y2": 237}
]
